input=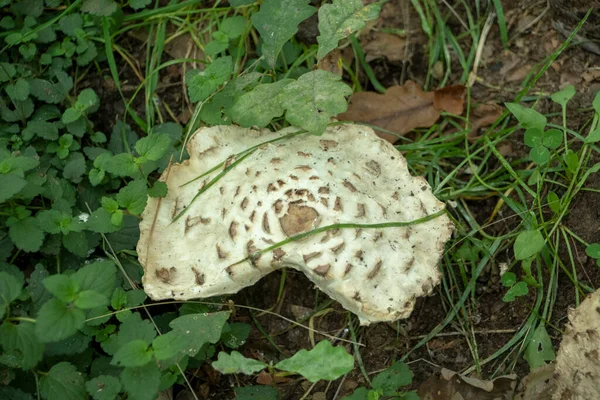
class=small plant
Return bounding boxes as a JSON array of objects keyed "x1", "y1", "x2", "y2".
[{"x1": 342, "y1": 361, "x2": 419, "y2": 400}]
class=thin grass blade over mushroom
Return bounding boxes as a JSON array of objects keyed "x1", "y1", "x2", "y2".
[{"x1": 137, "y1": 124, "x2": 453, "y2": 324}]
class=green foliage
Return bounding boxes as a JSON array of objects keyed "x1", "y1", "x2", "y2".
[
  {"x1": 524, "y1": 325, "x2": 555, "y2": 370},
  {"x1": 344, "y1": 361, "x2": 418, "y2": 399},
  {"x1": 212, "y1": 351, "x2": 267, "y2": 374},
  {"x1": 235, "y1": 386, "x2": 278, "y2": 399}
]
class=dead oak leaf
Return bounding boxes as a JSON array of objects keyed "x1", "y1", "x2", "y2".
[
  {"x1": 338, "y1": 81, "x2": 466, "y2": 143},
  {"x1": 418, "y1": 368, "x2": 517, "y2": 400}
]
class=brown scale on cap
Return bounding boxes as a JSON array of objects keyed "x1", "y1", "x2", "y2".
[{"x1": 138, "y1": 124, "x2": 453, "y2": 325}]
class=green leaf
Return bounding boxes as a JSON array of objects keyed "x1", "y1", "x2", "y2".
[
  {"x1": 89, "y1": 169, "x2": 105, "y2": 186},
  {"x1": 0, "y1": 387, "x2": 34, "y2": 400},
  {"x1": 112, "y1": 339, "x2": 153, "y2": 367},
  {"x1": 505, "y1": 103, "x2": 546, "y2": 130},
  {"x1": 514, "y1": 230, "x2": 545, "y2": 260},
  {"x1": 187, "y1": 56, "x2": 233, "y2": 103},
  {"x1": 234, "y1": 386, "x2": 278, "y2": 400},
  {"x1": 76, "y1": 88, "x2": 99, "y2": 110},
  {"x1": 524, "y1": 325, "x2": 555, "y2": 370},
  {"x1": 0, "y1": 321, "x2": 44, "y2": 370},
  {"x1": 0, "y1": 174, "x2": 27, "y2": 203},
  {"x1": 523, "y1": 128, "x2": 543, "y2": 148},
  {"x1": 231, "y1": 79, "x2": 294, "y2": 127},
  {"x1": 371, "y1": 361, "x2": 412, "y2": 395},
  {"x1": 274, "y1": 340, "x2": 354, "y2": 382},
  {"x1": 503, "y1": 281, "x2": 529, "y2": 302},
  {"x1": 152, "y1": 331, "x2": 183, "y2": 360},
  {"x1": 101, "y1": 312, "x2": 157, "y2": 356},
  {"x1": 40, "y1": 362, "x2": 86, "y2": 400},
  {"x1": 120, "y1": 362, "x2": 160, "y2": 400},
  {"x1": 0, "y1": 62, "x2": 16, "y2": 83},
  {"x1": 116, "y1": 180, "x2": 148, "y2": 216},
  {"x1": 29, "y1": 79, "x2": 69, "y2": 103},
  {"x1": 105, "y1": 153, "x2": 139, "y2": 178},
  {"x1": 342, "y1": 387, "x2": 370, "y2": 400},
  {"x1": 81, "y1": 0, "x2": 117, "y2": 16},
  {"x1": 75, "y1": 290, "x2": 109, "y2": 309},
  {"x1": 0, "y1": 271, "x2": 21, "y2": 318},
  {"x1": 222, "y1": 322, "x2": 251, "y2": 349},
  {"x1": 251, "y1": 0, "x2": 316, "y2": 67},
  {"x1": 6, "y1": 79, "x2": 30, "y2": 101},
  {"x1": 281, "y1": 70, "x2": 352, "y2": 134},
  {"x1": 130, "y1": 0, "x2": 152, "y2": 10},
  {"x1": 212, "y1": 351, "x2": 267, "y2": 374},
  {"x1": 317, "y1": 0, "x2": 381, "y2": 60},
  {"x1": 36, "y1": 299, "x2": 85, "y2": 342},
  {"x1": 86, "y1": 375, "x2": 121, "y2": 400},
  {"x1": 148, "y1": 181, "x2": 168, "y2": 198},
  {"x1": 563, "y1": 149, "x2": 579, "y2": 175},
  {"x1": 547, "y1": 191, "x2": 560, "y2": 214},
  {"x1": 72, "y1": 260, "x2": 117, "y2": 298},
  {"x1": 586, "y1": 243, "x2": 600, "y2": 259},
  {"x1": 86, "y1": 208, "x2": 122, "y2": 233},
  {"x1": 529, "y1": 146, "x2": 549, "y2": 165},
  {"x1": 43, "y1": 274, "x2": 79, "y2": 303},
  {"x1": 8, "y1": 216, "x2": 44, "y2": 252},
  {"x1": 27, "y1": 264, "x2": 52, "y2": 313},
  {"x1": 501, "y1": 271, "x2": 516, "y2": 287},
  {"x1": 135, "y1": 134, "x2": 172, "y2": 162},
  {"x1": 59, "y1": 13, "x2": 83, "y2": 36},
  {"x1": 62, "y1": 107, "x2": 82, "y2": 124},
  {"x1": 586, "y1": 126, "x2": 600, "y2": 143},
  {"x1": 22, "y1": 120, "x2": 59, "y2": 141},
  {"x1": 550, "y1": 85, "x2": 576, "y2": 108},
  {"x1": 221, "y1": 16, "x2": 247, "y2": 38},
  {"x1": 542, "y1": 129, "x2": 562, "y2": 149}
]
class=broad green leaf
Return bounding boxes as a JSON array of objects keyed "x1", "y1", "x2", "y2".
[
  {"x1": 234, "y1": 386, "x2": 278, "y2": 400},
  {"x1": 187, "y1": 56, "x2": 233, "y2": 103},
  {"x1": 111, "y1": 339, "x2": 153, "y2": 367},
  {"x1": 542, "y1": 129, "x2": 562, "y2": 149},
  {"x1": 152, "y1": 331, "x2": 184, "y2": 360},
  {"x1": 0, "y1": 387, "x2": 34, "y2": 400},
  {"x1": 43, "y1": 274, "x2": 79, "y2": 303},
  {"x1": 212, "y1": 351, "x2": 267, "y2": 374},
  {"x1": 29, "y1": 79, "x2": 69, "y2": 103},
  {"x1": 86, "y1": 375, "x2": 121, "y2": 400},
  {"x1": 86, "y1": 208, "x2": 122, "y2": 234},
  {"x1": 81, "y1": 0, "x2": 118, "y2": 16},
  {"x1": 0, "y1": 62, "x2": 16, "y2": 82},
  {"x1": 71, "y1": 260, "x2": 117, "y2": 298},
  {"x1": 275, "y1": 340, "x2": 354, "y2": 382},
  {"x1": 0, "y1": 271, "x2": 22, "y2": 318},
  {"x1": 371, "y1": 361, "x2": 412, "y2": 395},
  {"x1": 40, "y1": 362, "x2": 86, "y2": 400},
  {"x1": 524, "y1": 325, "x2": 555, "y2": 370},
  {"x1": 529, "y1": 146, "x2": 549, "y2": 165},
  {"x1": 342, "y1": 387, "x2": 370, "y2": 400},
  {"x1": 121, "y1": 362, "x2": 160, "y2": 400},
  {"x1": 0, "y1": 174, "x2": 27, "y2": 202},
  {"x1": 523, "y1": 128, "x2": 543, "y2": 148},
  {"x1": 75, "y1": 290, "x2": 109, "y2": 309},
  {"x1": 503, "y1": 281, "x2": 528, "y2": 302},
  {"x1": 130, "y1": 0, "x2": 152, "y2": 10},
  {"x1": 547, "y1": 191, "x2": 560, "y2": 214},
  {"x1": 59, "y1": 13, "x2": 83, "y2": 36},
  {"x1": 563, "y1": 149, "x2": 579, "y2": 175},
  {"x1": 6, "y1": 79, "x2": 30, "y2": 101},
  {"x1": 116, "y1": 180, "x2": 148, "y2": 215},
  {"x1": 514, "y1": 230, "x2": 545, "y2": 260},
  {"x1": 27, "y1": 264, "x2": 52, "y2": 313},
  {"x1": 35, "y1": 299, "x2": 85, "y2": 342},
  {"x1": 282, "y1": 70, "x2": 352, "y2": 134},
  {"x1": 105, "y1": 153, "x2": 140, "y2": 178},
  {"x1": 222, "y1": 322, "x2": 251, "y2": 349},
  {"x1": 135, "y1": 134, "x2": 172, "y2": 162},
  {"x1": 44, "y1": 332, "x2": 91, "y2": 356},
  {"x1": 221, "y1": 16, "x2": 247, "y2": 38},
  {"x1": 317, "y1": 0, "x2": 381, "y2": 60},
  {"x1": 0, "y1": 321, "x2": 43, "y2": 369},
  {"x1": 200, "y1": 72, "x2": 262, "y2": 125},
  {"x1": 505, "y1": 103, "x2": 546, "y2": 130},
  {"x1": 8, "y1": 216, "x2": 44, "y2": 252},
  {"x1": 62, "y1": 107, "x2": 82, "y2": 124},
  {"x1": 586, "y1": 126, "x2": 600, "y2": 143},
  {"x1": 251, "y1": 0, "x2": 316, "y2": 67},
  {"x1": 148, "y1": 181, "x2": 168, "y2": 198},
  {"x1": 550, "y1": 85, "x2": 575, "y2": 108},
  {"x1": 500, "y1": 271, "x2": 516, "y2": 287},
  {"x1": 230, "y1": 79, "x2": 293, "y2": 127},
  {"x1": 22, "y1": 120, "x2": 59, "y2": 141},
  {"x1": 100, "y1": 312, "x2": 156, "y2": 356},
  {"x1": 586, "y1": 243, "x2": 600, "y2": 259}
]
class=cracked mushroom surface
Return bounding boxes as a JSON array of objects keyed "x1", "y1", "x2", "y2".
[{"x1": 137, "y1": 124, "x2": 453, "y2": 324}]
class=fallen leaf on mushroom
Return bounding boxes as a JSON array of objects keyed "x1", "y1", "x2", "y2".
[
  {"x1": 338, "y1": 81, "x2": 466, "y2": 143},
  {"x1": 137, "y1": 124, "x2": 453, "y2": 325}
]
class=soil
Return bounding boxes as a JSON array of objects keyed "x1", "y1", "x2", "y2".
[{"x1": 88, "y1": 0, "x2": 600, "y2": 398}]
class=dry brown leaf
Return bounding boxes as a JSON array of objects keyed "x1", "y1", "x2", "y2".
[
  {"x1": 256, "y1": 370, "x2": 291, "y2": 385},
  {"x1": 338, "y1": 81, "x2": 466, "y2": 143},
  {"x1": 417, "y1": 368, "x2": 517, "y2": 400},
  {"x1": 363, "y1": 32, "x2": 407, "y2": 62},
  {"x1": 318, "y1": 49, "x2": 343, "y2": 77},
  {"x1": 513, "y1": 364, "x2": 555, "y2": 400},
  {"x1": 469, "y1": 102, "x2": 504, "y2": 139}
]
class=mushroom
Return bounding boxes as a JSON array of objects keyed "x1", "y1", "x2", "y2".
[{"x1": 137, "y1": 124, "x2": 453, "y2": 324}]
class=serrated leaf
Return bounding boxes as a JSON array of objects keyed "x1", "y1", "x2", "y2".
[
  {"x1": 43, "y1": 274, "x2": 79, "y2": 303},
  {"x1": 59, "y1": 13, "x2": 83, "y2": 36},
  {"x1": 101, "y1": 312, "x2": 156, "y2": 356},
  {"x1": 371, "y1": 361, "x2": 412, "y2": 395},
  {"x1": 35, "y1": 299, "x2": 86, "y2": 342},
  {"x1": 72, "y1": 260, "x2": 117, "y2": 298},
  {"x1": 251, "y1": 0, "x2": 315, "y2": 67},
  {"x1": 281, "y1": 70, "x2": 352, "y2": 134},
  {"x1": 0, "y1": 174, "x2": 27, "y2": 203},
  {"x1": 81, "y1": 0, "x2": 117, "y2": 16},
  {"x1": 187, "y1": 56, "x2": 233, "y2": 103},
  {"x1": 62, "y1": 107, "x2": 82, "y2": 124},
  {"x1": 77, "y1": 88, "x2": 99, "y2": 110},
  {"x1": 75, "y1": 290, "x2": 109, "y2": 309},
  {"x1": 505, "y1": 103, "x2": 546, "y2": 130},
  {"x1": 86, "y1": 375, "x2": 121, "y2": 400},
  {"x1": 8, "y1": 216, "x2": 44, "y2": 252},
  {"x1": 231, "y1": 79, "x2": 293, "y2": 127},
  {"x1": 29, "y1": 79, "x2": 67, "y2": 104},
  {"x1": 514, "y1": 230, "x2": 545, "y2": 260},
  {"x1": 6, "y1": 79, "x2": 30, "y2": 101},
  {"x1": 212, "y1": 351, "x2": 267, "y2": 374},
  {"x1": 317, "y1": 0, "x2": 381, "y2": 60},
  {"x1": 274, "y1": 340, "x2": 354, "y2": 382},
  {"x1": 116, "y1": 180, "x2": 148, "y2": 215},
  {"x1": 0, "y1": 321, "x2": 43, "y2": 370},
  {"x1": 86, "y1": 208, "x2": 122, "y2": 234},
  {"x1": 22, "y1": 120, "x2": 59, "y2": 141},
  {"x1": 148, "y1": 181, "x2": 167, "y2": 198},
  {"x1": 120, "y1": 362, "x2": 160, "y2": 400},
  {"x1": 105, "y1": 153, "x2": 139, "y2": 178},
  {"x1": 135, "y1": 134, "x2": 172, "y2": 162},
  {"x1": 524, "y1": 325, "x2": 555, "y2": 370},
  {"x1": 0, "y1": 271, "x2": 22, "y2": 318},
  {"x1": 130, "y1": 0, "x2": 152, "y2": 10},
  {"x1": 40, "y1": 362, "x2": 86, "y2": 400},
  {"x1": 111, "y1": 339, "x2": 153, "y2": 367},
  {"x1": 234, "y1": 386, "x2": 278, "y2": 400}
]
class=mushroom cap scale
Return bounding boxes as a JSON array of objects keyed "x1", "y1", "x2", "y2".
[{"x1": 137, "y1": 124, "x2": 453, "y2": 324}]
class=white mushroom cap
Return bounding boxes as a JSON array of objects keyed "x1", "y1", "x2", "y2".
[{"x1": 137, "y1": 124, "x2": 453, "y2": 324}]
